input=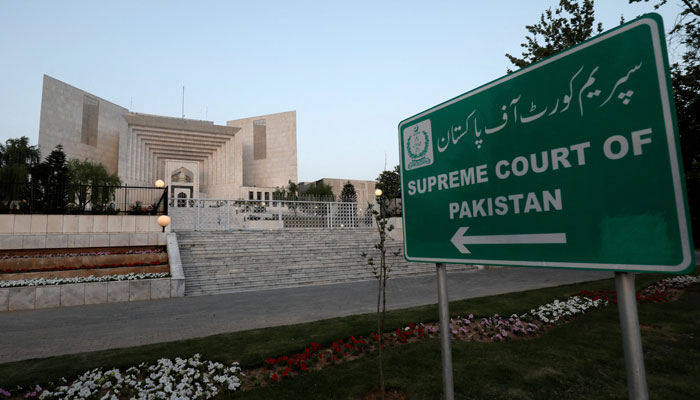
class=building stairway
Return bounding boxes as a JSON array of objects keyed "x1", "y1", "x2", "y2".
[{"x1": 176, "y1": 229, "x2": 472, "y2": 296}]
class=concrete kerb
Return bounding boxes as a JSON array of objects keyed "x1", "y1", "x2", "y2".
[
  {"x1": 167, "y1": 233, "x2": 185, "y2": 297},
  {"x1": 1, "y1": 278, "x2": 174, "y2": 312}
]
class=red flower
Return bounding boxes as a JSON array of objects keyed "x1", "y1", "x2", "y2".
[
  {"x1": 266, "y1": 358, "x2": 275, "y2": 365},
  {"x1": 270, "y1": 373, "x2": 279, "y2": 381}
]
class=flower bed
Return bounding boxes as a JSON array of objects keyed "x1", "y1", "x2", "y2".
[
  {"x1": 21, "y1": 354, "x2": 241, "y2": 399},
  {"x1": 127, "y1": 201, "x2": 155, "y2": 215},
  {"x1": 0, "y1": 246, "x2": 169, "y2": 282},
  {"x1": 1, "y1": 261, "x2": 164, "y2": 275},
  {"x1": 527, "y1": 296, "x2": 608, "y2": 324},
  {"x1": 244, "y1": 275, "x2": 699, "y2": 387},
  {"x1": 244, "y1": 324, "x2": 428, "y2": 387},
  {"x1": 574, "y1": 275, "x2": 700, "y2": 304},
  {"x1": 2, "y1": 275, "x2": 698, "y2": 398},
  {"x1": 0, "y1": 272, "x2": 169, "y2": 288},
  {"x1": 0, "y1": 248, "x2": 165, "y2": 261},
  {"x1": 447, "y1": 313, "x2": 541, "y2": 342},
  {"x1": 0, "y1": 247, "x2": 168, "y2": 274}
]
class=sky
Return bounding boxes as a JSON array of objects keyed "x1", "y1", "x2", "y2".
[{"x1": 0, "y1": 0, "x2": 686, "y2": 182}]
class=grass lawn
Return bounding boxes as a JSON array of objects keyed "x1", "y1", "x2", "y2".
[{"x1": 1, "y1": 272, "x2": 698, "y2": 399}]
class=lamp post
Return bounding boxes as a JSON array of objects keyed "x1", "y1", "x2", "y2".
[
  {"x1": 154, "y1": 179, "x2": 168, "y2": 215},
  {"x1": 157, "y1": 215, "x2": 171, "y2": 232},
  {"x1": 374, "y1": 188, "x2": 384, "y2": 218}
]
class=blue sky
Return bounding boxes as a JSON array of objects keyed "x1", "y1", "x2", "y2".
[{"x1": 0, "y1": 1, "x2": 684, "y2": 182}]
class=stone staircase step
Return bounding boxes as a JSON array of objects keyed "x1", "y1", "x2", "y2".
[{"x1": 176, "y1": 229, "x2": 473, "y2": 296}]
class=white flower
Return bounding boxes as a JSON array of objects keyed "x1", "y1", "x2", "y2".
[
  {"x1": 0, "y1": 273, "x2": 170, "y2": 288},
  {"x1": 34, "y1": 355, "x2": 243, "y2": 399},
  {"x1": 529, "y1": 296, "x2": 608, "y2": 324}
]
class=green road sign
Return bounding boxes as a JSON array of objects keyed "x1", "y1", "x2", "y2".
[{"x1": 398, "y1": 14, "x2": 694, "y2": 274}]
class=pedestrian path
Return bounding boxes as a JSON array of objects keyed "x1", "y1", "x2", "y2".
[{"x1": 0, "y1": 267, "x2": 613, "y2": 363}]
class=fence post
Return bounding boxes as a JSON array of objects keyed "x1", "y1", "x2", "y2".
[
  {"x1": 227, "y1": 200, "x2": 231, "y2": 230},
  {"x1": 123, "y1": 184, "x2": 128, "y2": 215},
  {"x1": 278, "y1": 201, "x2": 282, "y2": 228},
  {"x1": 196, "y1": 199, "x2": 200, "y2": 231},
  {"x1": 30, "y1": 180, "x2": 34, "y2": 214},
  {"x1": 327, "y1": 202, "x2": 332, "y2": 229},
  {"x1": 352, "y1": 203, "x2": 355, "y2": 228},
  {"x1": 163, "y1": 187, "x2": 168, "y2": 215}
]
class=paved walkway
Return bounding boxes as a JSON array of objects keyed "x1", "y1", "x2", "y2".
[{"x1": 0, "y1": 267, "x2": 615, "y2": 363}]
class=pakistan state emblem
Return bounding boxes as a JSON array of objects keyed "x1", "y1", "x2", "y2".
[{"x1": 403, "y1": 120, "x2": 433, "y2": 171}]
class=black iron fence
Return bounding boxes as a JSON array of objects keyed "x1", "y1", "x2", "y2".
[{"x1": 0, "y1": 182, "x2": 168, "y2": 215}]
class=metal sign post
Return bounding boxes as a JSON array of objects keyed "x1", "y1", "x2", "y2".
[
  {"x1": 436, "y1": 263, "x2": 455, "y2": 400},
  {"x1": 615, "y1": 272, "x2": 649, "y2": 400}
]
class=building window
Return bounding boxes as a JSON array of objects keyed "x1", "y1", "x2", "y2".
[
  {"x1": 264, "y1": 192, "x2": 269, "y2": 201},
  {"x1": 81, "y1": 95, "x2": 99, "y2": 146},
  {"x1": 249, "y1": 191, "x2": 254, "y2": 200},
  {"x1": 177, "y1": 192, "x2": 187, "y2": 207},
  {"x1": 253, "y1": 119, "x2": 267, "y2": 160},
  {"x1": 257, "y1": 191, "x2": 262, "y2": 200}
]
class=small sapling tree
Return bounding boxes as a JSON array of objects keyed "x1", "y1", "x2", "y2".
[{"x1": 361, "y1": 191, "x2": 400, "y2": 399}]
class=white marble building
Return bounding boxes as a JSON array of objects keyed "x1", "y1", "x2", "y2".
[{"x1": 38, "y1": 75, "x2": 297, "y2": 201}]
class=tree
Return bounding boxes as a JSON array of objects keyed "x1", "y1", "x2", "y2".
[
  {"x1": 34, "y1": 145, "x2": 70, "y2": 212},
  {"x1": 41, "y1": 145, "x2": 69, "y2": 186},
  {"x1": 375, "y1": 165, "x2": 401, "y2": 200},
  {"x1": 340, "y1": 181, "x2": 357, "y2": 202},
  {"x1": 287, "y1": 180, "x2": 299, "y2": 198},
  {"x1": 0, "y1": 136, "x2": 41, "y2": 168},
  {"x1": 273, "y1": 186, "x2": 289, "y2": 201},
  {"x1": 0, "y1": 137, "x2": 41, "y2": 210},
  {"x1": 505, "y1": 0, "x2": 603, "y2": 72},
  {"x1": 302, "y1": 181, "x2": 334, "y2": 201},
  {"x1": 273, "y1": 180, "x2": 300, "y2": 201},
  {"x1": 0, "y1": 136, "x2": 40, "y2": 183},
  {"x1": 67, "y1": 159, "x2": 121, "y2": 211},
  {"x1": 361, "y1": 199, "x2": 399, "y2": 399}
]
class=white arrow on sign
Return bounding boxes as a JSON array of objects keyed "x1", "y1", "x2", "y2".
[{"x1": 450, "y1": 227, "x2": 567, "y2": 254}]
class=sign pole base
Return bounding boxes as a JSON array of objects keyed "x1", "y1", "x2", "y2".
[
  {"x1": 436, "y1": 263, "x2": 455, "y2": 400},
  {"x1": 615, "y1": 272, "x2": 649, "y2": 400}
]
